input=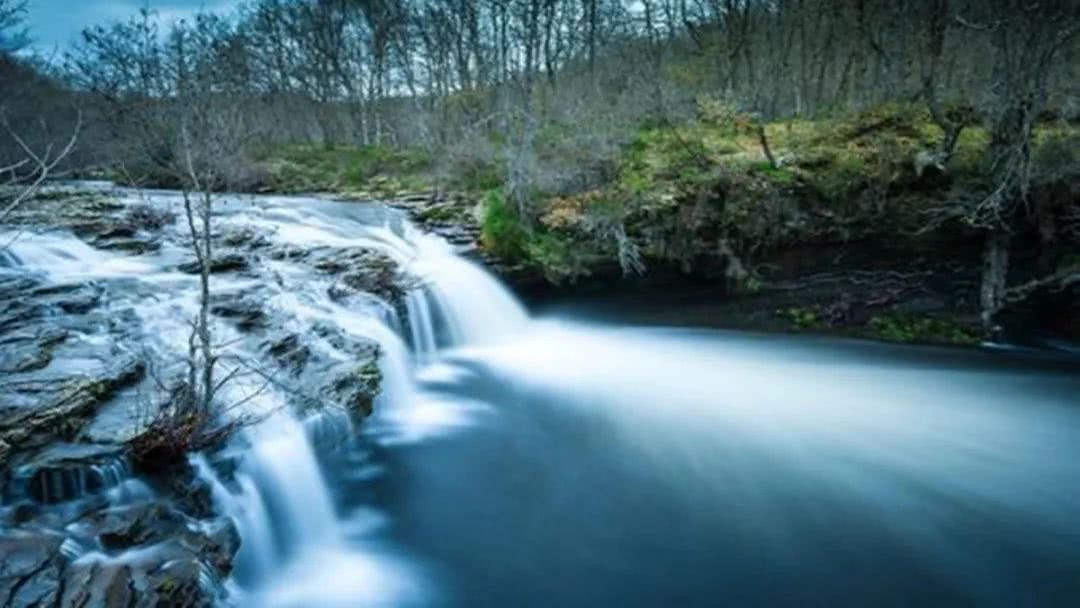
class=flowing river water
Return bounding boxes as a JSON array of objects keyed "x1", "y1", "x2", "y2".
[{"x1": 3, "y1": 189, "x2": 1080, "y2": 606}]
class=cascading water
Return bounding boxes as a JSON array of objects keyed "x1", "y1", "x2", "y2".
[
  {"x1": 168, "y1": 195, "x2": 528, "y2": 606},
  {"x1": 6, "y1": 188, "x2": 1080, "y2": 607}
]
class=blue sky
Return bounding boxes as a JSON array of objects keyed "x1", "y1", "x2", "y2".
[{"x1": 25, "y1": 0, "x2": 240, "y2": 53}]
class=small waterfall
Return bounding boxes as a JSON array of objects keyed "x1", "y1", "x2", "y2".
[
  {"x1": 3, "y1": 193, "x2": 527, "y2": 607},
  {"x1": 0, "y1": 230, "x2": 152, "y2": 278},
  {"x1": 356, "y1": 223, "x2": 529, "y2": 350},
  {"x1": 405, "y1": 290, "x2": 438, "y2": 360},
  {"x1": 3, "y1": 452, "x2": 131, "y2": 505},
  {"x1": 415, "y1": 251, "x2": 528, "y2": 347}
]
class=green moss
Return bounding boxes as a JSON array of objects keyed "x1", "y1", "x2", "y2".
[
  {"x1": 480, "y1": 189, "x2": 528, "y2": 261},
  {"x1": 524, "y1": 232, "x2": 594, "y2": 284},
  {"x1": 780, "y1": 307, "x2": 821, "y2": 330},
  {"x1": 808, "y1": 152, "x2": 868, "y2": 201},
  {"x1": 416, "y1": 203, "x2": 463, "y2": 223},
  {"x1": 451, "y1": 161, "x2": 503, "y2": 192},
  {"x1": 333, "y1": 358, "x2": 383, "y2": 418},
  {"x1": 750, "y1": 162, "x2": 797, "y2": 184},
  {"x1": 866, "y1": 314, "x2": 980, "y2": 346},
  {"x1": 260, "y1": 144, "x2": 433, "y2": 194}
]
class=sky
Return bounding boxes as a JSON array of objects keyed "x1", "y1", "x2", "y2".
[{"x1": 25, "y1": 0, "x2": 240, "y2": 54}]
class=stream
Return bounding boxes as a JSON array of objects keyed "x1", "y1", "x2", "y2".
[{"x1": 3, "y1": 189, "x2": 1080, "y2": 607}]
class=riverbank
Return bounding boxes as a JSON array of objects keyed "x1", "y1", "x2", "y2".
[
  {"x1": 1, "y1": 182, "x2": 1077, "y2": 607},
  {"x1": 107, "y1": 104, "x2": 1076, "y2": 346}
]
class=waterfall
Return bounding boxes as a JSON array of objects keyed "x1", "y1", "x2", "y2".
[
  {"x1": 4, "y1": 194, "x2": 529, "y2": 607},
  {"x1": 355, "y1": 223, "x2": 529, "y2": 350},
  {"x1": 0, "y1": 230, "x2": 153, "y2": 278},
  {"x1": 176, "y1": 200, "x2": 529, "y2": 606}
]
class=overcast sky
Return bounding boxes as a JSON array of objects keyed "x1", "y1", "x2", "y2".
[{"x1": 26, "y1": 0, "x2": 240, "y2": 53}]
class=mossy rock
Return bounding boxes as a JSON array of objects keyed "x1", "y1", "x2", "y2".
[{"x1": 331, "y1": 358, "x2": 383, "y2": 418}]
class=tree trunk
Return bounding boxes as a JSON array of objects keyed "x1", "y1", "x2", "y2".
[
  {"x1": 979, "y1": 229, "x2": 1010, "y2": 339},
  {"x1": 199, "y1": 190, "x2": 214, "y2": 413}
]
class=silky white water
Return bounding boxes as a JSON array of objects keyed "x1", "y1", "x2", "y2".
[{"x1": 7, "y1": 189, "x2": 1080, "y2": 607}]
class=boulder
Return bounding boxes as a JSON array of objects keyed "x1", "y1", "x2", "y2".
[
  {"x1": 315, "y1": 248, "x2": 410, "y2": 305},
  {"x1": 262, "y1": 332, "x2": 311, "y2": 374},
  {"x1": 217, "y1": 225, "x2": 273, "y2": 250},
  {"x1": 0, "y1": 327, "x2": 67, "y2": 373},
  {"x1": 3, "y1": 443, "x2": 128, "y2": 504},
  {"x1": 178, "y1": 253, "x2": 250, "y2": 275},
  {"x1": 210, "y1": 292, "x2": 269, "y2": 330},
  {"x1": 329, "y1": 357, "x2": 382, "y2": 418},
  {"x1": 0, "y1": 354, "x2": 144, "y2": 454},
  {"x1": 0, "y1": 529, "x2": 67, "y2": 607}
]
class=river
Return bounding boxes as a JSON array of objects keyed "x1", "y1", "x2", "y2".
[{"x1": 3, "y1": 189, "x2": 1079, "y2": 607}]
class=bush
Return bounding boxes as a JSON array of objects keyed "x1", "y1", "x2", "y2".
[
  {"x1": 480, "y1": 189, "x2": 528, "y2": 261},
  {"x1": 524, "y1": 232, "x2": 592, "y2": 284},
  {"x1": 781, "y1": 307, "x2": 820, "y2": 330},
  {"x1": 128, "y1": 409, "x2": 241, "y2": 474},
  {"x1": 866, "y1": 314, "x2": 979, "y2": 345}
]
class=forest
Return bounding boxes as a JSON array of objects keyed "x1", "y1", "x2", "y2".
[
  {"x1": 1, "y1": 2, "x2": 1080, "y2": 606},
  {"x1": 1, "y1": 0, "x2": 1078, "y2": 341}
]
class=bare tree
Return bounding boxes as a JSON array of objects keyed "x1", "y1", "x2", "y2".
[
  {"x1": 0, "y1": 0, "x2": 29, "y2": 54},
  {"x1": 0, "y1": 111, "x2": 81, "y2": 224}
]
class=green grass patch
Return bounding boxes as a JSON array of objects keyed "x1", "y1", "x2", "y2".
[
  {"x1": 750, "y1": 162, "x2": 797, "y2": 185},
  {"x1": 866, "y1": 314, "x2": 980, "y2": 346},
  {"x1": 259, "y1": 144, "x2": 433, "y2": 194}
]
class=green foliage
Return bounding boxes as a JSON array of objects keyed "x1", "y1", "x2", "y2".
[
  {"x1": 481, "y1": 189, "x2": 528, "y2": 261},
  {"x1": 807, "y1": 152, "x2": 868, "y2": 201},
  {"x1": 866, "y1": 314, "x2": 980, "y2": 346},
  {"x1": 260, "y1": 144, "x2": 432, "y2": 194},
  {"x1": 524, "y1": 232, "x2": 592, "y2": 284},
  {"x1": 781, "y1": 307, "x2": 820, "y2": 330},
  {"x1": 750, "y1": 161, "x2": 797, "y2": 185},
  {"x1": 451, "y1": 160, "x2": 503, "y2": 192}
]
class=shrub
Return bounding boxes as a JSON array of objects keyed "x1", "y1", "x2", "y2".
[
  {"x1": 866, "y1": 314, "x2": 979, "y2": 345},
  {"x1": 524, "y1": 232, "x2": 593, "y2": 284},
  {"x1": 480, "y1": 189, "x2": 528, "y2": 261},
  {"x1": 781, "y1": 307, "x2": 820, "y2": 330}
]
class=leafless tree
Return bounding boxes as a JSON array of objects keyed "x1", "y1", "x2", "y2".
[
  {"x1": 0, "y1": 0, "x2": 29, "y2": 54},
  {"x1": 0, "y1": 111, "x2": 81, "y2": 224}
]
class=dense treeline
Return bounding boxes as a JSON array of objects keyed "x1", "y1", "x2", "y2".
[{"x1": 1, "y1": 0, "x2": 1079, "y2": 337}]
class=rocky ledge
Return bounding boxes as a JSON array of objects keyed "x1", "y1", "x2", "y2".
[{"x1": 1, "y1": 187, "x2": 415, "y2": 607}]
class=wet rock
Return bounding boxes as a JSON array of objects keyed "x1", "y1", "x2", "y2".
[
  {"x1": 311, "y1": 322, "x2": 381, "y2": 358},
  {"x1": 75, "y1": 501, "x2": 188, "y2": 550},
  {"x1": 267, "y1": 244, "x2": 312, "y2": 261},
  {"x1": 4, "y1": 443, "x2": 129, "y2": 505},
  {"x1": 316, "y1": 248, "x2": 409, "y2": 305},
  {"x1": 123, "y1": 203, "x2": 175, "y2": 231},
  {"x1": 0, "y1": 327, "x2": 68, "y2": 373},
  {"x1": 329, "y1": 356, "x2": 382, "y2": 418},
  {"x1": 217, "y1": 225, "x2": 273, "y2": 250},
  {"x1": 71, "y1": 220, "x2": 137, "y2": 240},
  {"x1": 60, "y1": 537, "x2": 228, "y2": 608},
  {"x1": 210, "y1": 292, "x2": 269, "y2": 330},
  {"x1": 263, "y1": 332, "x2": 311, "y2": 374},
  {"x1": 178, "y1": 252, "x2": 250, "y2": 274},
  {"x1": 0, "y1": 529, "x2": 67, "y2": 607},
  {"x1": 27, "y1": 282, "x2": 104, "y2": 315},
  {"x1": 92, "y1": 236, "x2": 161, "y2": 254},
  {"x1": 0, "y1": 354, "x2": 145, "y2": 454}
]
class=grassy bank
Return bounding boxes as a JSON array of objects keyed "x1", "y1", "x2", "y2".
[{"x1": 243, "y1": 103, "x2": 1078, "y2": 343}]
